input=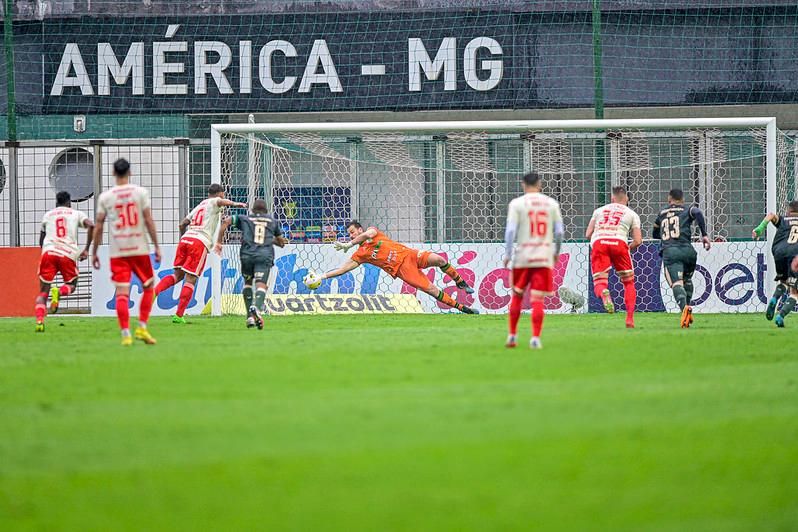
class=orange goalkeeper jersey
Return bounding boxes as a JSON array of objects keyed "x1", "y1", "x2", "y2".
[{"x1": 351, "y1": 230, "x2": 414, "y2": 277}]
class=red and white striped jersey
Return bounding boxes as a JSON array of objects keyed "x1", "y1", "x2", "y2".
[
  {"x1": 96, "y1": 184, "x2": 152, "y2": 258},
  {"x1": 41, "y1": 207, "x2": 89, "y2": 261}
]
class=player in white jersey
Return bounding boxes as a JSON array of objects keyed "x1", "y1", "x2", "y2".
[
  {"x1": 585, "y1": 186, "x2": 643, "y2": 328},
  {"x1": 153, "y1": 183, "x2": 246, "y2": 323},
  {"x1": 91, "y1": 158, "x2": 161, "y2": 346},
  {"x1": 502, "y1": 172, "x2": 564, "y2": 349},
  {"x1": 34, "y1": 191, "x2": 95, "y2": 332}
]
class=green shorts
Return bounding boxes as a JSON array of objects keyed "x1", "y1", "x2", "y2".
[
  {"x1": 240, "y1": 253, "x2": 274, "y2": 285},
  {"x1": 662, "y1": 246, "x2": 697, "y2": 286}
]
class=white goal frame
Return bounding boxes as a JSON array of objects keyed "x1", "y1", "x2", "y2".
[{"x1": 210, "y1": 117, "x2": 779, "y2": 316}]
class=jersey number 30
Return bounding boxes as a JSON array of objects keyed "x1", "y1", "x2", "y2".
[
  {"x1": 115, "y1": 203, "x2": 140, "y2": 229},
  {"x1": 528, "y1": 211, "x2": 548, "y2": 237}
]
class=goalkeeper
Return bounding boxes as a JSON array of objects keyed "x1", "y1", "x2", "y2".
[
  {"x1": 752, "y1": 201, "x2": 798, "y2": 326},
  {"x1": 217, "y1": 199, "x2": 288, "y2": 329},
  {"x1": 316, "y1": 221, "x2": 479, "y2": 314}
]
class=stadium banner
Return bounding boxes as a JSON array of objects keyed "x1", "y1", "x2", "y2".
[
  {"x1": 7, "y1": 6, "x2": 794, "y2": 115},
  {"x1": 205, "y1": 294, "x2": 424, "y2": 316},
  {"x1": 90, "y1": 241, "x2": 769, "y2": 316}
]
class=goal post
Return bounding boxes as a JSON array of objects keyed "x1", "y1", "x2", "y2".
[{"x1": 210, "y1": 117, "x2": 792, "y2": 317}]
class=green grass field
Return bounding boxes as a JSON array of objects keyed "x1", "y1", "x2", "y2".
[{"x1": 1, "y1": 313, "x2": 796, "y2": 531}]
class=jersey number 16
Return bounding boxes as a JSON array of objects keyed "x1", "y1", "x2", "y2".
[{"x1": 528, "y1": 211, "x2": 548, "y2": 237}]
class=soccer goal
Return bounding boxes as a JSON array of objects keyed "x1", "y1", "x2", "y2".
[{"x1": 210, "y1": 118, "x2": 795, "y2": 316}]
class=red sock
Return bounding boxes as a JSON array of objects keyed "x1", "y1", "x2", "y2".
[
  {"x1": 531, "y1": 299, "x2": 545, "y2": 337},
  {"x1": 116, "y1": 294, "x2": 130, "y2": 330},
  {"x1": 154, "y1": 274, "x2": 178, "y2": 295},
  {"x1": 140, "y1": 287, "x2": 154, "y2": 324},
  {"x1": 508, "y1": 293, "x2": 522, "y2": 335},
  {"x1": 59, "y1": 284, "x2": 74, "y2": 297},
  {"x1": 623, "y1": 278, "x2": 636, "y2": 321},
  {"x1": 35, "y1": 292, "x2": 47, "y2": 321},
  {"x1": 176, "y1": 283, "x2": 195, "y2": 317},
  {"x1": 594, "y1": 278, "x2": 608, "y2": 298}
]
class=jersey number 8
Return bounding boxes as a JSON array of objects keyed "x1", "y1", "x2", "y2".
[
  {"x1": 55, "y1": 217, "x2": 67, "y2": 238},
  {"x1": 254, "y1": 222, "x2": 268, "y2": 244}
]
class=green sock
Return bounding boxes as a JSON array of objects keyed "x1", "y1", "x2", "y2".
[
  {"x1": 672, "y1": 285, "x2": 687, "y2": 310},
  {"x1": 243, "y1": 286, "x2": 253, "y2": 309},
  {"x1": 254, "y1": 288, "x2": 266, "y2": 311},
  {"x1": 684, "y1": 280, "x2": 694, "y2": 305},
  {"x1": 773, "y1": 283, "x2": 787, "y2": 301},
  {"x1": 779, "y1": 297, "x2": 796, "y2": 317}
]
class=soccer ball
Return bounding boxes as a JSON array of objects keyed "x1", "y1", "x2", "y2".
[{"x1": 303, "y1": 271, "x2": 322, "y2": 290}]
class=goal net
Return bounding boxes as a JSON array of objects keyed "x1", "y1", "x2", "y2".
[{"x1": 210, "y1": 119, "x2": 795, "y2": 316}]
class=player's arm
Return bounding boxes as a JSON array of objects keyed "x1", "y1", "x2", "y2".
[
  {"x1": 652, "y1": 219, "x2": 661, "y2": 240},
  {"x1": 585, "y1": 213, "x2": 596, "y2": 240},
  {"x1": 320, "y1": 259, "x2": 360, "y2": 280},
  {"x1": 39, "y1": 229, "x2": 46, "y2": 248},
  {"x1": 273, "y1": 221, "x2": 288, "y2": 248},
  {"x1": 143, "y1": 207, "x2": 162, "y2": 263},
  {"x1": 179, "y1": 216, "x2": 191, "y2": 236},
  {"x1": 752, "y1": 212, "x2": 778, "y2": 239},
  {"x1": 214, "y1": 216, "x2": 235, "y2": 254},
  {"x1": 334, "y1": 226, "x2": 378, "y2": 251},
  {"x1": 690, "y1": 206, "x2": 711, "y2": 250},
  {"x1": 215, "y1": 198, "x2": 247, "y2": 209},
  {"x1": 553, "y1": 211, "x2": 564, "y2": 264},
  {"x1": 91, "y1": 212, "x2": 106, "y2": 270},
  {"x1": 502, "y1": 202, "x2": 518, "y2": 268},
  {"x1": 628, "y1": 212, "x2": 643, "y2": 251},
  {"x1": 79, "y1": 218, "x2": 95, "y2": 261}
]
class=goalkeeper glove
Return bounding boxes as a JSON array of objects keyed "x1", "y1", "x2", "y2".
[{"x1": 333, "y1": 241, "x2": 353, "y2": 252}]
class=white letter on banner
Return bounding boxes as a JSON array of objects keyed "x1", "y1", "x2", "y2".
[
  {"x1": 408, "y1": 37, "x2": 456, "y2": 92},
  {"x1": 97, "y1": 42, "x2": 144, "y2": 96},
  {"x1": 464, "y1": 37, "x2": 502, "y2": 91},
  {"x1": 298, "y1": 39, "x2": 342, "y2": 93},
  {"x1": 50, "y1": 43, "x2": 94, "y2": 96},
  {"x1": 259, "y1": 40, "x2": 297, "y2": 94},
  {"x1": 153, "y1": 42, "x2": 188, "y2": 95},
  {"x1": 194, "y1": 41, "x2": 233, "y2": 95},
  {"x1": 239, "y1": 41, "x2": 252, "y2": 94}
]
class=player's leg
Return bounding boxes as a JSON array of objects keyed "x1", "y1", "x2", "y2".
[
  {"x1": 50, "y1": 256, "x2": 80, "y2": 314},
  {"x1": 421, "y1": 251, "x2": 474, "y2": 294},
  {"x1": 249, "y1": 261, "x2": 271, "y2": 330},
  {"x1": 590, "y1": 242, "x2": 614, "y2": 313},
  {"x1": 682, "y1": 250, "x2": 698, "y2": 326},
  {"x1": 506, "y1": 269, "x2": 529, "y2": 348},
  {"x1": 775, "y1": 258, "x2": 798, "y2": 328},
  {"x1": 34, "y1": 280, "x2": 50, "y2": 332},
  {"x1": 155, "y1": 268, "x2": 184, "y2": 296},
  {"x1": 110, "y1": 258, "x2": 133, "y2": 345},
  {"x1": 612, "y1": 243, "x2": 636, "y2": 328},
  {"x1": 768, "y1": 258, "x2": 789, "y2": 320},
  {"x1": 35, "y1": 253, "x2": 57, "y2": 331},
  {"x1": 240, "y1": 255, "x2": 255, "y2": 327},
  {"x1": 399, "y1": 255, "x2": 476, "y2": 313},
  {"x1": 174, "y1": 272, "x2": 198, "y2": 322},
  {"x1": 528, "y1": 268, "x2": 553, "y2": 348},
  {"x1": 124, "y1": 255, "x2": 157, "y2": 344}
]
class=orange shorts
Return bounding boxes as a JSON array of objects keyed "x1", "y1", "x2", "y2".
[{"x1": 397, "y1": 250, "x2": 434, "y2": 291}]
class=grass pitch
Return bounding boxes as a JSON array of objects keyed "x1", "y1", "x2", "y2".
[{"x1": 0, "y1": 313, "x2": 796, "y2": 531}]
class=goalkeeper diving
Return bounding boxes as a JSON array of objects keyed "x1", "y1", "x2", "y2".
[{"x1": 308, "y1": 221, "x2": 479, "y2": 314}]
